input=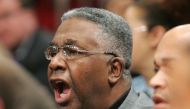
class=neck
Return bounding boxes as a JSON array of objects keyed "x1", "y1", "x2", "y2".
[
  {"x1": 108, "y1": 77, "x2": 131, "y2": 108},
  {"x1": 83, "y1": 76, "x2": 131, "y2": 109}
]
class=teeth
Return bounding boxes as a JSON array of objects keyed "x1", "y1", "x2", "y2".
[
  {"x1": 55, "y1": 80, "x2": 63, "y2": 84},
  {"x1": 60, "y1": 93, "x2": 65, "y2": 97}
]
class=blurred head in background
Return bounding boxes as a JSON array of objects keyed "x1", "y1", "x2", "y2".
[
  {"x1": 0, "y1": 0, "x2": 38, "y2": 50},
  {"x1": 124, "y1": 1, "x2": 176, "y2": 82},
  {"x1": 0, "y1": 0, "x2": 52, "y2": 91},
  {"x1": 105, "y1": 0, "x2": 133, "y2": 17}
]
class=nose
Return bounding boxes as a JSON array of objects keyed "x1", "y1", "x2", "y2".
[
  {"x1": 150, "y1": 70, "x2": 166, "y2": 90},
  {"x1": 48, "y1": 53, "x2": 68, "y2": 77}
]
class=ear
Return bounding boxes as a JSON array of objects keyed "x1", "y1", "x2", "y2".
[
  {"x1": 108, "y1": 57, "x2": 125, "y2": 85},
  {"x1": 148, "y1": 25, "x2": 166, "y2": 49}
]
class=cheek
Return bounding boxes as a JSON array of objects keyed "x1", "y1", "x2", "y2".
[
  {"x1": 175, "y1": 75, "x2": 190, "y2": 102},
  {"x1": 170, "y1": 85, "x2": 190, "y2": 109},
  {"x1": 8, "y1": 18, "x2": 20, "y2": 28},
  {"x1": 68, "y1": 58, "x2": 109, "y2": 95},
  {"x1": 167, "y1": 66, "x2": 190, "y2": 107},
  {"x1": 4, "y1": 21, "x2": 23, "y2": 39}
]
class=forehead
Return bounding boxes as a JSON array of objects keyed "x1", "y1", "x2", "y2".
[
  {"x1": 106, "y1": 0, "x2": 132, "y2": 16},
  {"x1": 52, "y1": 18, "x2": 104, "y2": 49},
  {"x1": 124, "y1": 5, "x2": 146, "y2": 27},
  {"x1": 0, "y1": 0, "x2": 20, "y2": 12},
  {"x1": 155, "y1": 29, "x2": 190, "y2": 64}
]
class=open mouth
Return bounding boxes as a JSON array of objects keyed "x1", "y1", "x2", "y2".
[{"x1": 50, "y1": 79, "x2": 71, "y2": 104}]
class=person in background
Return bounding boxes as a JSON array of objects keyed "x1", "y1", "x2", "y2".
[
  {"x1": 105, "y1": 0, "x2": 133, "y2": 17},
  {"x1": 0, "y1": 44, "x2": 58, "y2": 109},
  {"x1": 123, "y1": 1, "x2": 178, "y2": 96},
  {"x1": 150, "y1": 24, "x2": 190, "y2": 109},
  {"x1": 0, "y1": 0, "x2": 52, "y2": 90},
  {"x1": 45, "y1": 7, "x2": 153, "y2": 109},
  {"x1": 106, "y1": 0, "x2": 177, "y2": 96}
]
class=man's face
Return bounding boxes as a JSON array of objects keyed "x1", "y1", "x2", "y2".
[
  {"x1": 150, "y1": 26, "x2": 190, "y2": 109},
  {"x1": 0, "y1": 0, "x2": 25, "y2": 49},
  {"x1": 48, "y1": 18, "x2": 112, "y2": 109},
  {"x1": 124, "y1": 6, "x2": 149, "y2": 72}
]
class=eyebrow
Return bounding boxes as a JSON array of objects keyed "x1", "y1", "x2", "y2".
[
  {"x1": 64, "y1": 39, "x2": 78, "y2": 45},
  {"x1": 49, "y1": 39, "x2": 78, "y2": 46},
  {"x1": 49, "y1": 42, "x2": 57, "y2": 46},
  {"x1": 154, "y1": 56, "x2": 176, "y2": 67}
]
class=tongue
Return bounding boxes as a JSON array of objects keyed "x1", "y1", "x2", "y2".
[
  {"x1": 63, "y1": 88, "x2": 70, "y2": 94},
  {"x1": 54, "y1": 88, "x2": 71, "y2": 104}
]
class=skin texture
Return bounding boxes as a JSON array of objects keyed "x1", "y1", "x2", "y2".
[
  {"x1": 150, "y1": 24, "x2": 190, "y2": 109},
  {"x1": 105, "y1": 0, "x2": 133, "y2": 17},
  {"x1": 48, "y1": 17, "x2": 130, "y2": 109}
]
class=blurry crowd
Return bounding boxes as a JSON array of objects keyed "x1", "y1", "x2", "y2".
[{"x1": 0, "y1": 0, "x2": 189, "y2": 109}]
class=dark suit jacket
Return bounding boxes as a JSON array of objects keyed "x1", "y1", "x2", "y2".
[{"x1": 13, "y1": 29, "x2": 52, "y2": 91}]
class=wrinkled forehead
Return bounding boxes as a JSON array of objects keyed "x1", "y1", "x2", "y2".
[{"x1": 51, "y1": 18, "x2": 106, "y2": 50}]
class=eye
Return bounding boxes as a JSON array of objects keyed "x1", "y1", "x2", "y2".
[
  {"x1": 63, "y1": 46, "x2": 79, "y2": 57},
  {"x1": 48, "y1": 46, "x2": 59, "y2": 57},
  {"x1": 154, "y1": 66, "x2": 159, "y2": 73}
]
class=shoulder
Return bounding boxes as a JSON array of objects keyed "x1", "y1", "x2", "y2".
[
  {"x1": 119, "y1": 88, "x2": 153, "y2": 109},
  {"x1": 132, "y1": 75, "x2": 153, "y2": 96}
]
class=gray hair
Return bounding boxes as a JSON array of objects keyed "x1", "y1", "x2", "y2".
[{"x1": 61, "y1": 7, "x2": 132, "y2": 70}]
